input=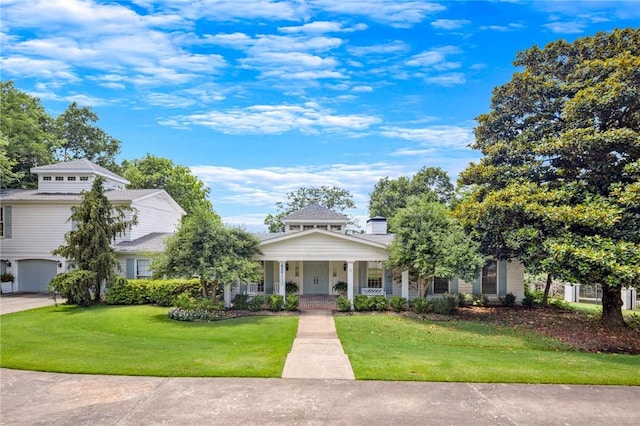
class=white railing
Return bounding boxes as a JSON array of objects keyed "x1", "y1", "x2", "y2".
[{"x1": 361, "y1": 288, "x2": 385, "y2": 296}]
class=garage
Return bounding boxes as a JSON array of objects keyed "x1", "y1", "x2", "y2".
[{"x1": 17, "y1": 260, "x2": 58, "y2": 293}]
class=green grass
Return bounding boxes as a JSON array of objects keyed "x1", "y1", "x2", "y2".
[
  {"x1": 335, "y1": 315, "x2": 640, "y2": 385},
  {"x1": 569, "y1": 302, "x2": 638, "y2": 318},
  {"x1": 0, "y1": 304, "x2": 298, "y2": 377}
]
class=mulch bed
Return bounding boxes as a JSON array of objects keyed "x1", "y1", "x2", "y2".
[{"x1": 452, "y1": 306, "x2": 640, "y2": 355}]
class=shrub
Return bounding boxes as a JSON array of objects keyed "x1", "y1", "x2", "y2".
[
  {"x1": 454, "y1": 292, "x2": 472, "y2": 307},
  {"x1": 370, "y1": 295, "x2": 389, "y2": 311},
  {"x1": 336, "y1": 296, "x2": 352, "y2": 312},
  {"x1": 168, "y1": 308, "x2": 227, "y2": 322},
  {"x1": 268, "y1": 294, "x2": 283, "y2": 311},
  {"x1": 231, "y1": 294, "x2": 250, "y2": 310},
  {"x1": 104, "y1": 278, "x2": 200, "y2": 306},
  {"x1": 353, "y1": 294, "x2": 373, "y2": 311},
  {"x1": 431, "y1": 294, "x2": 458, "y2": 315},
  {"x1": 522, "y1": 294, "x2": 535, "y2": 308},
  {"x1": 389, "y1": 296, "x2": 407, "y2": 312},
  {"x1": 174, "y1": 291, "x2": 197, "y2": 310},
  {"x1": 285, "y1": 281, "x2": 299, "y2": 294},
  {"x1": 1, "y1": 272, "x2": 15, "y2": 282},
  {"x1": 500, "y1": 292, "x2": 517, "y2": 307},
  {"x1": 248, "y1": 295, "x2": 265, "y2": 312},
  {"x1": 472, "y1": 294, "x2": 490, "y2": 307},
  {"x1": 332, "y1": 281, "x2": 348, "y2": 294},
  {"x1": 285, "y1": 294, "x2": 299, "y2": 311},
  {"x1": 48, "y1": 270, "x2": 96, "y2": 307},
  {"x1": 410, "y1": 298, "x2": 431, "y2": 314}
]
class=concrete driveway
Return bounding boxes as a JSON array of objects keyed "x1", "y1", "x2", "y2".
[{"x1": 0, "y1": 293, "x2": 60, "y2": 315}]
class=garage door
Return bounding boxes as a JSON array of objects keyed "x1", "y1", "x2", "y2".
[{"x1": 17, "y1": 260, "x2": 58, "y2": 293}]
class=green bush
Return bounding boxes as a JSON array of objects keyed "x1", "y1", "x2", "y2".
[
  {"x1": 522, "y1": 294, "x2": 536, "y2": 308},
  {"x1": 353, "y1": 294, "x2": 373, "y2": 311},
  {"x1": 336, "y1": 296, "x2": 352, "y2": 312},
  {"x1": 104, "y1": 278, "x2": 200, "y2": 306},
  {"x1": 268, "y1": 294, "x2": 283, "y2": 311},
  {"x1": 472, "y1": 294, "x2": 490, "y2": 307},
  {"x1": 500, "y1": 292, "x2": 517, "y2": 307},
  {"x1": 332, "y1": 281, "x2": 348, "y2": 294},
  {"x1": 389, "y1": 296, "x2": 407, "y2": 312},
  {"x1": 48, "y1": 270, "x2": 96, "y2": 307},
  {"x1": 370, "y1": 295, "x2": 389, "y2": 311},
  {"x1": 285, "y1": 281, "x2": 299, "y2": 294},
  {"x1": 173, "y1": 291, "x2": 197, "y2": 310},
  {"x1": 454, "y1": 292, "x2": 472, "y2": 307},
  {"x1": 431, "y1": 294, "x2": 458, "y2": 315},
  {"x1": 232, "y1": 294, "x2": 250, "y2": 310},
  {"x1": 285, "y1": 294, "x2": 299, "y2": 311},
  {"x1": 410, "y1": 298, "x2": 431, "y2": 314},
  {"x1": 248, "y1": 295, "x2": 265, "y2": 312}
]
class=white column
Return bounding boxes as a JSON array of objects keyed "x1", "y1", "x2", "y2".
[
  {"x1": 402, "y1": 270, "x2": 409, "y2": 299},
  {"x1": 347, "y1": 261, "x2": 355, "y2": 308},
  {"x1": 224, "y1": 283, "x2": 231, "y2": 308},
  {"x1": 278, "y1": 261, "x2": 286, "y2": 298}
]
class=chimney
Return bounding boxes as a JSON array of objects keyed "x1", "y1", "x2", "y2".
[{"x1": 366, "y1": 216, "x2": 387, "y2": 234}]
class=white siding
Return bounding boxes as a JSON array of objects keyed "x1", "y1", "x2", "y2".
[
  {"x1": 506, "y1": 260, "x2": 525, "y2": 300},
  {"x1": 257, "y1": 232, "x2": 388, "y2": 262},
  {"x1": 38, "y1": 175, "x2": 95, "y2": 193},
  {"x1": 0, "y1": 203, "x2": 74, "y2": 259},
  {"x1": 128, "y1": 194, "x2": 182, "y2": 241}
]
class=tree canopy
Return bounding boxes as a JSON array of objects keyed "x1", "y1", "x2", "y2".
[
  {"x1": 455, "y1": 28, "x2": 640, "y2": 328},
  {"x1": 264, "y1": 186, "x2": 356, "y2": 233},
  {"x1": 52, "y1": 176, "x2": 137, "y2": 303},
  {"x1": 369, "y1": 167, "x2": 453, "y2": 232},
  {"x1": 121, "y1": 154, "x2": 213, "y2": 215},
  {"x1": 153, "y1": 207, "x2": 262, "y2": 298},
  {"x1": 388, "y1": 198, "x2": 484, "y2": 298}
]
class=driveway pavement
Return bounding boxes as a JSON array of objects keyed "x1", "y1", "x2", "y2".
[
  {"x1": 1, "y1": 294, "x2": 639, "y2": 425},
  {"x1": 0, "y1": 293, "x2": 60, "y2": 315}
]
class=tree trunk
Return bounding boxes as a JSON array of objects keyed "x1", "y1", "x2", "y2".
[
  {"x1": 200, "y1": 276, "x2": 209, "y2": 298},
  {"x1": 601, "y1": 284, "x2": 626, "y2": 329},
  {"x1": 541, "y1": 273, "x2": 552, "y2": 307}
]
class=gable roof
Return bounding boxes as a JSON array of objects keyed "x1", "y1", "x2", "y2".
[
  {"x1": 256, "y1": 228, "x2": 392, "y2": 249},
  {"x1": 114, "y1": 232, "x2": 172, "y2": 253},
  {"x1": 31, "y1": 158, "x2": 129, "y2": 185},
  {"x1": 0, "y1": 188, "x2": 175, "y2": 205},
  {"x1": 281, "y1": 203, "x2": 348, "y2": 223}
]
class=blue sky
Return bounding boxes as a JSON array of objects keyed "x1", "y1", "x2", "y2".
[{"x1": 2, "y1": 1, "x2": 639, "y2": 232}]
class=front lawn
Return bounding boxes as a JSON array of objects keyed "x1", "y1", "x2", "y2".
[
  {"x1": 0, "y1": 304, "x2": 298, "y2": 377},
  {"x1": 335, "y1": 315, "x2": 640, "y2": 385}
]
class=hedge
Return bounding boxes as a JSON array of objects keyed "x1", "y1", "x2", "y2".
[{"x1": 104, "y1": 278, "x2": 201, "y2": 306}]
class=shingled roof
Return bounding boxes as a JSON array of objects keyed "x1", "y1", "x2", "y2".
[
  {"x1": 281, "y1": 203, "x2": 348, "y2": 222},
  {"x1": 31, "y1": 158, "x2": 129, "y2": 184}
]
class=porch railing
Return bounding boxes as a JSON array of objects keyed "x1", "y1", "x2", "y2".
[{"x1": 361, "y1": 288, "x2": 385, "y2": 296}]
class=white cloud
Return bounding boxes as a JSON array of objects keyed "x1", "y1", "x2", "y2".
[
  {"x1": 424, "y1": 73, "x2": 466, "y2": 85},
  {"x1": 479, "y1": 22, "x2": 525, "y2": 31},
  {"x1": 352, "y1": 85, "x2": 373, "y2": 92},
  {"x1": 543, "y1": 21, "x2": 586, "y2": 34},
  {"x1": 380, "y1": 125, "x2": 475, "y2": 149},
  {"x1": 163, "y1": 103, "x2": 381, "y2": 135},
  {"x1": 347, "y1": 40, "x2": 410, "y2": 56},
  {"x1": 431, "y1": 19, "x2": 471, "y2": 30}
]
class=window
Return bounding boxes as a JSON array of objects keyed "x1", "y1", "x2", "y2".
[
  {"x1": 288, "y1": 225, "x2": 300, "y2": 231},
  {"x1": 303, "y1": 225, "x2": 314, "y2": 230},
  {"x1": 43, "y1": 176, "x2": 52, "y2": 181},
  {"x1": 67, "y1": 176, "x2": 76, "y2": 181},
  {"x1": 433, "y1": 277, "x2": 449, "y2": 294},
  {"x1": 0, "y1": 207, "x2": 3, "y2": 237},
  {"x1": 136, "y1": 259, "x2": 151, "y2": 278},
  {"x1": 258, "y1": 265, "x2": 265, "y2": 292},
  {"x1": 482, "y1": 260, "x2": 497, "y2": 294},
  {"x1": 80, "y1": 176, "x2": 89, "y2": 181},
  {"x1": 55, "y1": 176, "x2": 64, "y2": 181},
  {"x1": 316, "y1": 225, "x2": 327, "y2": 230},
  {"x1": 367, "y1": 261, "x2": 383, "y2": 288},
  {"x1": 330, "y1": 225, "x2": 342, "y2": 232}
]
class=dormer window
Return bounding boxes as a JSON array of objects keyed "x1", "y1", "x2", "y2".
[
  {"x1": 43, "y1": 176, "x2": 52, "y2": 181},
  {"x1": 289, "y1": 225, "x2": 300, "y2": 231},
  {"x1": 330, "y1": 225, "x2": 342, "y2": 231},
  {"x1": 316, "y1": 225, "x2": 327, "y2": 230},
  {"x1": 303, "y1": 225, "x2": 314, "y2": 230},
  {"x1": 55, "y1": 176, "x2": 64, "y2": 181},
  {"x1": 67, "y1": 176, "x2": 76, "y2": 181},
  {"x1": 80, "y1": 176, "x2": 89, "y2": 181}
]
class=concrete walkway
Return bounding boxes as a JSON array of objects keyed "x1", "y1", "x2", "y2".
[
  {"x1": 282, "y1": 310, "x2": 355, "y2": 380},
  {"x1": 0, "y1": 293, "x2": 59, "y2": 315}
]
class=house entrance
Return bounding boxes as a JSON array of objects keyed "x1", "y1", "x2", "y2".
[{"x1": 303, "y1": 261, "x2": 329, "y2": 295}]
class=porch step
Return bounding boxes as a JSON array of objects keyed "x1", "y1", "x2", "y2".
[{"x1": 297, "y1": 295, "x2": 338, "y2": 311}]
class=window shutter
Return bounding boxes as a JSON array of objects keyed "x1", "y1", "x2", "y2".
[
  {"x1": 498, "y1": 260, "x2": 508, "y2": 296},
  {"x1": 450, "y1": 278, "x2": 459, "y2": 294},
  {"x1": 125, "y1": 258, "x2": 135, "y2": 279},
  {"x1": 4, "y1": 206, "x2": 11, "y2": 239},
  {"x1": 384, "y1": 268, "x2": 393, "y2": 294}
]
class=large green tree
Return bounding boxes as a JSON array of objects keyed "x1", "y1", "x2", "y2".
[
  {"x1": 0, "y1": 81, "x2": 56, "y2": 188},
  {"x1": 265, "y1": 186, "x2": 356, "y2": 232},
  {"x1": 153, "y1": 207, "x2": 262, "y2": 298},
  {"x1": 120, "y1": 154, "x2": 212, "y2": 215},
  {"x1": 388, "y1": 198, "x2": 484, "y2": 297},
  {"x1": 53, "y1": 102, "x2": 121, "y2": 170},
  {"x1": 53, "y1": 176, "x2": 137, "y2": 302},
  {"x1": 369, "y1": 166, "x2": 453, "y2": 231},
  {"x1": 456, "y1": 28, "x2": 640, "y2": 328}
]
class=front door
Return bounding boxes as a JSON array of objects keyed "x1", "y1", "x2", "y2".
[{"x1": 303, "y1": 261, "x2": 329, "y2": 295}]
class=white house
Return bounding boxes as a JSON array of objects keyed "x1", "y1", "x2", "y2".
[
  {"x1": 0, "y1": 159, "x2": 185, "y2": 293},
  {"x1": 225, "y1": 203, "x2": 525, "y2": 306}
]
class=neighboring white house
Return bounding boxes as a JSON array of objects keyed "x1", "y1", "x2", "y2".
[
  {"x1": 0, "y1": 159, "x2": 185, "y2": 292},
  {"x1": 225, "y1": 203, "x2": 525, "y2": 306}
]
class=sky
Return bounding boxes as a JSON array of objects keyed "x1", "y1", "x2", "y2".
[{"x1": 2, "y1": 0, "x2": 639, "y2": 232}]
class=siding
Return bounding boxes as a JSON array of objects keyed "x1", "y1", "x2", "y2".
[
  {"x1": 506, "y1": 260, "x2": 525, "y2": 300},
  {"x1": 128, "y1": 194, "x2": 182, "y2": 241}
]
